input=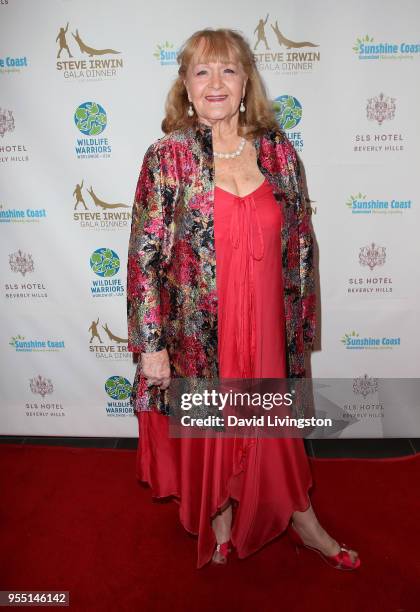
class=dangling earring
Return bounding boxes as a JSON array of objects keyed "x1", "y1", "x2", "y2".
[
  {"x1": 187, "y1": 103, "x2": 194, "y2": 117},
  {"x1": 239, "y1": 97, "x2": 246, "y2": 113}
]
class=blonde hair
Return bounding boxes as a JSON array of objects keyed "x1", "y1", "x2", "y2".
[{"x1": 161, "y1": 28, "x2": 278, "y2": 139}]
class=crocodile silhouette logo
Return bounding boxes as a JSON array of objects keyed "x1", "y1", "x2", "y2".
[
  {"x1": 73, "y1": 181, "x2": 129, "y2": 211},
  {"x1": 56, "y1": 23, "x2": 120, "y2": 58},
  {"x1": 254, "y1": 15, "x2": 318, "y2": 50},
  {"x1": 89, "y1": 317, "x2": 127, "y2": 344},
  {"x1": 271, "y1": 21, "x2": 318, "y2": 49},
  {"x1": 87, "y1": 186, "x2": 129, "y2": 210},
  {"x1": 72, "y1": 29, "x2": 120, "y2": 57},
  {"x1": 102, "y1": 323, "x2": 128, "y2": 343}
]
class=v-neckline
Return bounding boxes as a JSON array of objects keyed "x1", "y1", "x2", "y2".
[{"x1": 214, "y1": 177, "x2": 267, "y2": 199}]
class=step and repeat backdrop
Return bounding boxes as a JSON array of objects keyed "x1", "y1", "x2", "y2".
[{"x1": 1, "y1": 0, "x2": 419, "y2": 436}]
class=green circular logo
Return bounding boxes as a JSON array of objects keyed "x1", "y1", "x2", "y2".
[
  {"x1": 90, "y1": 248, "x2": 120, "y2": 277},
  {"x1": 105, "y1": 376, "x2": 132, "y2": 400},
  {"x1": 74, "y1": 101, "x2": 107, "y2": 135},
  {"x1": 273, "y1": 95, "x2": 302, "y2": 130}
]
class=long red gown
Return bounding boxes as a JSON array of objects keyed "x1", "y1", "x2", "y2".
[{"x1": 136, "y1": 177, "x2": 313, "y2": 568}]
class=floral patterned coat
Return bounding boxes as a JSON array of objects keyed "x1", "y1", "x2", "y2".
[{"x1": 127, "y1": 121, "x2": 316, "y2": 414}]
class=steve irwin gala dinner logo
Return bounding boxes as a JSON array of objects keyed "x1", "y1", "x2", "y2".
[
  {"x1": 72, "y1": 179, "x2": 131, "y2": 230},
  {"x1": 252, "y1": 13, "x2": 320, "y2": 75},
  {"x1": 55, "y1": 22, "x2": 123, "y2": 80}
]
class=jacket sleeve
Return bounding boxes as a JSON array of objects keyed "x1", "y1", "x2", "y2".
[
  {"x1": 127, "y1": 142, "x2": 166, "y2": 354},
  {"x1": 285, "y1": 139, "x2": 316, "y2": 351}
]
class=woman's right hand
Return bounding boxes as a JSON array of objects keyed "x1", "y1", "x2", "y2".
[{"x1": 141, "y1": 348, "x2": 171, "y2": 390}]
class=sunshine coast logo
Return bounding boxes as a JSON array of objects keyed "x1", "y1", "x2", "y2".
[
  {"x1": 72, "y1": 179, "x2": 131, "y2": 230},
  {"x1": 90, "y1": 247, "x2": 124, "y2": 297},
  {"x1": 341, "y1": 331, "x2": 400, "y2": 349},
  {"x1": 74, "y1": 102, "x2": 111, "y2": 159},
  {"x1": 273, "y1": 95, "x2": 303, "y2": 152},
  {"x1": 353, "y1": 34, "x2": 420, "y2": 61},
  {"x1": 253, "y1": 14, "x2": 320, "y2": 75},
  {"x1": 347, "y1": 243, "x2": 394, "y2": 296},
  {"x1": 104, "y1": 376, "x2": 133, "y2": 416},
  {"x1": 5, "y1": 250, "x2": 48, "y2": 299},
  {"x1": 0, "y1": 54, "x2": 28, "y2": 74},
  {"x1": 10, "y1": 335, "x2": 65, "y2": 352},
  {"x1": 55, "y1": 22, "x2": 123, "y2": 80},
  {"x1": 354, "y1": 93, "x2": 403, "y2": 153},
  {"x1": 346, "y1": 193, "x2": 412, "y2": 215},
  {"x1": 153, "y1": 41, "x2": 179, "y2": 66},
  {"x1": 0, "y1": 202, "x2": 47, "y2": 223},
  {"x1": 0, "y1": 108, "x2": 29, "y2": 164},
  {"x1": 88, "y1": 316, "x2": 129, "y2": 360},
  {"x1": 26, "y1": 374, "x2": 65, "y2": 417}
]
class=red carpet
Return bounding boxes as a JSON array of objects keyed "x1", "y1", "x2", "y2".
[{"x1": 0, "y1": 443, "x2": 419, "y2": 612}]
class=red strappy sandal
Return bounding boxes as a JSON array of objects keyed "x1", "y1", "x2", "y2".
[
  {"x1": 287, "y1": 521, "x2": 361, "y2": 571},
  {"x1": 211, "y1": 539, "x2": 233, "y2": 565}
]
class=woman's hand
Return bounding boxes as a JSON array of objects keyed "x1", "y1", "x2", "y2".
[{"x1": 141, "y1": 348, "x2": 171, "y2": 390}]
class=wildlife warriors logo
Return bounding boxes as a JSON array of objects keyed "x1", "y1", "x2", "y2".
[
  {"x1": 105, "y1": 376, "x2": 132, "y2": 401},
  {"x1": 366, "y1": 93, "x2": 396, "y2": 126},
  {"x1": 89, "y1": 317, "x2": 129, "y2": 360},
  {"x1": 104, "y1": 376, "x2": 133, "y2": 417},
  {"x1": 90, "y1": 248, "x2": 120, "y2": 277},
  {"x1": 359, "y1": 243, "x2": 386, "y2": 270},
  {"x1": 0, "y1": 108, "x2": 15, "y2": 138},
  {"x1": 253, "y1": 14, "x2": 320, "y2": 75},
  {"x1": 74, "y1": 102, "x2": 107, "y2": 136},
  {"x1": 73, "y1": 179, "x2": 131, "y2": 230},
  {"x1": 56, "y1": 22, "x2": 123, "y2": 80},
  {"x1": 89, "y1": 249, "x2": 124, "y2": 297},
  {"x1": 272, "y1": 95, "x2": 304, "y2": 152}
]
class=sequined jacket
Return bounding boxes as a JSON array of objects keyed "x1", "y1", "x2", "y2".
[{"x1": 127, "y1": 121, "x2": 316, "y2": 413}]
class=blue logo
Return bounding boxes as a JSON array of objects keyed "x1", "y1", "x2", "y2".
[
  {"x1": 272, "y1": 95, "x2": 304, "y2": 152},
  {"x1": 74, "y1": 102, "x2": 107, "y2": 135},
  {"x1": 90, "y1": 248, "x2": 120, "y2": 277},
  {"x1": 341, "y1": 331, "x2": 400, "y2": 349},
  {"x1": 353, "y1": 35, "x2": 420, "y2": 60},
  {"x1": 105, "y1": 376, "x2": 132, "y2": 400},
  {"x1": 346, "y1": 193, "x2": 413, "y2": 215},
  {"x1": 273, "y1": 95, "x2": 302, "y2": 130},
  {"x1": 153, "y1": 42, "x2": 179, "y2": 66}
]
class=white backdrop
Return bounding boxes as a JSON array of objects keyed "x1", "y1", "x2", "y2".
[{"x1": 1, "y1": 0, "x2": 419, "y2": 436}]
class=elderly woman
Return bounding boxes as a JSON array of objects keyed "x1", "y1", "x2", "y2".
[{"x1": 127, "y1": 27, "x2": 360, "y2": 570}]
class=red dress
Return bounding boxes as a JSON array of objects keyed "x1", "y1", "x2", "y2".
[{"x1": 136, "y1": 177, "x2": 313, "y2": 568}]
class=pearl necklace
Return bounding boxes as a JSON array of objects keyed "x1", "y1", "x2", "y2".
[{"x1": 213, "y1": 137, "x2": 246, "y2": 159}]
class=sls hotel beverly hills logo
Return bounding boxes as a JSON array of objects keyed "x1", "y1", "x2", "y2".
[
  {"x1": 347, "y1": 242, "x2": 396, "y2": 297},
  {"x1": 354, "y1": 92, "x2": 404, "y2": 153},
  {"x1": 55, "y1": 23, "x2": 123, "y2": 80},
  {"x1": 252, "y1": 14, "x2": 320, "y2": 75},
  {"x1": 74, "y1": 101, "x2": 111, "y2": 159},
  {"x1": 72, "y1": 179, "x2": 131, "y2": 230}
]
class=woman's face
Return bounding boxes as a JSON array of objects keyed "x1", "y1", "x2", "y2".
[{"x1": 183, "y1": 41, "x2": 247, "y2": 126}]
